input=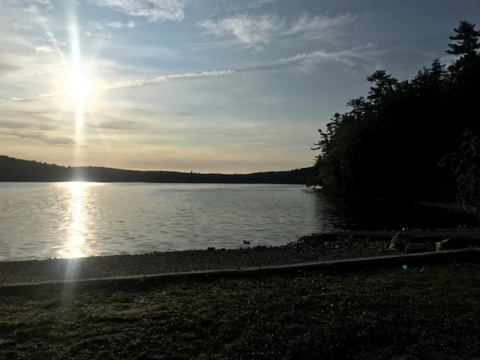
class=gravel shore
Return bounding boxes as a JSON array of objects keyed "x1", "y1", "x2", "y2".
[
  {"x1": 1, "y1": 228, "x2": 479, "y2": 285},
  {"x1": 0, "y1": 238, "x2": 390, "y2": 285}
]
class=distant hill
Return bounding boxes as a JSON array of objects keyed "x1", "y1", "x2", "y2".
[{"x1": 0, "y1": 155, "x2": 314, "y2": 184}]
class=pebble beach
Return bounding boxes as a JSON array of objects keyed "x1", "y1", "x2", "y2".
[{"x1": 1, "y1": 228, "x2": 479, "y2": 285}]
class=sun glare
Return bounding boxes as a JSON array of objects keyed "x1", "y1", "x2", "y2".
[{"x1": 65, "y1": 72, "x2": 93, "y2": 102}]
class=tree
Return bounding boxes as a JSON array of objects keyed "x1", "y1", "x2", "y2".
[
  {"x1": 366, "y1": 70, "x2": 398, "y2": 105},
  {"x1": 440, "y1": 130, "x2": 480, "y2": 206},
  {"x1": 309, "y1": 21, "x2": 480, "y2": 205},
  {"x1": 447, "y1": 20, "x2": 480, "y2": 56}
]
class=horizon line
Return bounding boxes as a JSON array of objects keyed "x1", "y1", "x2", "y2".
[{"x1": 0, "y1": 154, "x2": 314, "y2": 176}]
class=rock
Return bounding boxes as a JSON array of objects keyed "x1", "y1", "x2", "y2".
[
  {"x1": 404, "y1": 242, "x2": 436, "y2": 254},
  {"x1": 435, "y1": 238, "x2": 476, "y2": 251},
  {"x1": 435, "y1": 239, "x2": 451, "y2": 251},
  {"x1": 389, "y1": 232, "x2": 411, "y2": 251}
]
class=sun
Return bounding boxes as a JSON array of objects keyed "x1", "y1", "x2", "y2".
[{"x1": 64, "y1": 72, "x2": 93, "y2": 102}]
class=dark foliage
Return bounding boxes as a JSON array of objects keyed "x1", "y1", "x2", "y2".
[
  {"x1": 309, "y1": 21, "x2": 480, "y2": 207},
  {"x1": 0, "y1": 155, "x2": 314, "y2": 184}
]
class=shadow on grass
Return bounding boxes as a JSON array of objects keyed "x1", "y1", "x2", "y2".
[{"x1": 0, "y1": 255, "x2": 479, "y2": 359}]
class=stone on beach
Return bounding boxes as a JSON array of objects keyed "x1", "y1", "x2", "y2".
[
  {"x1": 389, "y1": 232, "x2": 411, "y2": 251},
  {"x1": 436, "y1": 239, "x2": 452, "y2": 251},
  {"x1": 435, "y1": 238, "x2": 479, "y2": 251}
]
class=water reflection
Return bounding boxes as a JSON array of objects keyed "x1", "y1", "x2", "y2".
[
  {"x1": 68, "y1": 182, "x2": 86, "y2": 257},
  {"x1": 0, "y1": 183, "x2": 477, "y2": 261},
  {"x1": 312, "y1": 190, "x2": 478, "y2": 231},
  {"x1": 56, "y1": 182, "x2": 101, "y2": 258}
]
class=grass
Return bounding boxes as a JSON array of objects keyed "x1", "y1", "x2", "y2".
[{"x1": 0, "y1": 263, "x2": 480, "y2": 359}]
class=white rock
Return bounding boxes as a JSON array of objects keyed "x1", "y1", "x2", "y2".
[
  {"x1": 389, "y1": 233, "x2": 410, "y2": 251},
  {"x1": 435, "y1": 239, "x2": 451, "y2": 251}
]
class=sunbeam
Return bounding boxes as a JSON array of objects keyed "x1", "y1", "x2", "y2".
[{"x1": 66, "y1": 0, "x2": 92, "y2": 149}]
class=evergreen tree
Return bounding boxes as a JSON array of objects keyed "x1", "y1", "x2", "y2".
[
  {"x1": 447, "y1": 20, "x2": 480, "y2": 56},
  {"x1": 308, "y1": 21, "x2": 480, "y2": 206}
]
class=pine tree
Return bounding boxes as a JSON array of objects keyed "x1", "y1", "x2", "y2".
[{"x1": 447, "y1": 20, "x2": 480, "y2": 56}]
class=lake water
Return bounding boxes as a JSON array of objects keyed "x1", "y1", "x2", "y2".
[{"x1": 0, "y1": 183, "x2": 476, "y2": 261}]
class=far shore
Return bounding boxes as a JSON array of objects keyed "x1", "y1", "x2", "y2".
[{"x1": 1, "y1": 228, "x2": 479, "y2": 285}]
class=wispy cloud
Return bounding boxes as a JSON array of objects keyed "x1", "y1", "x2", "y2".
[
  {"x1": 0, "y1": 62, "x2": 21, "y2": 76},
  {"x1": 92, "y1": 0, "x2": 186, "y2": 22},
  {"x1": 274, "y1": 43, "x2": 380, "y2": 72},
  {"x1": 24, "y1": 4, "x2": 38, "y2": 13},
  {"x1": 0, "y1": 118, "x2": 56, "y2": 131},
  {"x1": 35, "y1": 45, "x2": 53, "y2": 53},
  {"x1": 38, "y1": 32, "x2": 66, "y2": 46},
  {"x1": 6, "y1": 0, "x2": 54, "y2": 13},
  {"x1": 0, "y1": 0, "x2": 63, "y2": 73},
  {"x1": 106, "y1": 44, "x2": 380, "y2": 86},
  {"x1": 89, "y1": 20, "x2": 136, "y2": 30},
  {"x1": 286, "y1": 13, "x2": 357, "y2": 39},
  {"x1": 104, "y1": 69, "x2": 236, "y2": 90},
  {"x1": 2, "y1": 43, "x2": 380, "y2": 101},
  {"x1": 199, "y1": 12, "x2": 357, "y2": 47},
  {"x1": 227, "y1": 0, "x2": 278, "y2": 11},
  {"x1": 2, "y1": 130, "x2": 74, "y2": 145},
  {"x1": 245, "y1": 0, "x2": 278, "y2": 9},
  {"x1": 200, "y1": 14, "x2": 284, "y2": 46},
  {"x1": 1, "y1": 70, "x2": 236, "y2": 101}
]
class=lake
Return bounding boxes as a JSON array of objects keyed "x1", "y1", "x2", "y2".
[{"x1": 0, "y1": 183, "x2": 475, "y2": 261}]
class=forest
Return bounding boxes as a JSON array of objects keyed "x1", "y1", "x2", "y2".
[
  {"x1": 0, "y1": 155, "x2": 313, "y2": 184},
  {"x1": 308, "y1": 21, "x2": 480, "y2": 208}
]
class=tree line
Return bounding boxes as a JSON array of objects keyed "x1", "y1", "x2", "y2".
[
  {"x1": 0, "y1": 155, "x2": 313, "y2": 184},
  {"x1": 308, "y1": 21, "x2": 480, "y2": 207}
]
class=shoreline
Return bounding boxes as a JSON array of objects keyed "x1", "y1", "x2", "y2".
[{"x1": 1, "y1": 228, "x2": 479, "y2": 285}]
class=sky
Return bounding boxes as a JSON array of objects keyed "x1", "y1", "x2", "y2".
[{"x1": 0, "y1": 0, "x2": 478, "y2": 173}]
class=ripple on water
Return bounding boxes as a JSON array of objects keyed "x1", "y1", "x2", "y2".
[{"x1": 0, "y1": 183, "x2": 476, "y2": 261}]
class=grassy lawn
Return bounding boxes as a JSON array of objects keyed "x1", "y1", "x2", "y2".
[{"x1": 0, "y1": 263, "x2": 480, "y2": 359}]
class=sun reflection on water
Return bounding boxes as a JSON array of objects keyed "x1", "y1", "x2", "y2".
[
  {"x1": 67, "y1": 182, "x2": 87, "y2": 258},
  {"x1": 56, "y1": 182, "x2": 103, "y2": 259}
]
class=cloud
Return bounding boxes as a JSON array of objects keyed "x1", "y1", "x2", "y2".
[
  {"x1": 8, "y1": 0, "x2": 53, "y2": 12},
  {"x1": 0, "y1": 120, "x2": 37, "y2": 129},
  {"x1": 286, "y1": 13, "x2": 357, "y2": 39},
  {"x1": 3, "y1": 91, "x2": 59, "y2": 101},
  {"x1": 90, "y1": 20, "x2": 136, "y2": 29},
  {"x1": 227, "y1": 0, "x2": 278, "y2": 11},
  {"x1": 2, "y1": 131, "x2": 74, "y2": 145},
  {"x1": 0, "y1": 62, "x2": 21, "y2": 76},
  {"x1": 24, "y1": 4, "x2": 38, "y2": 13},
  {"x1": 92, "y1": 0, "x2": 186, "y2": 22},
  {"x1": 200, "y1": 14, "x2": 284, "y2": 45},
  {"x1": 104, "y1": 45, "x2": 379, "y2": 90},
  {"x1": 91, "y1": 118, "x2": 144, "y2": 130},
  {"x1": 245, "y1": 0, "x2": 278, "y2": 9},
  {"x1": 199, "y1": 12, "x2": 357, "y2": 47},
  {"x1": 2, "y1": 70, "x2": 236, "y2": 101},
  {"x1": 0, "y1": 119, "x2": 56, "y2": 131},
  {"x1": 2, "y1": 43, "x2": 379, "y2": 101},
  {"x1": 104, "y1": 69, "x2": 236, "y2": 90},
  {"x1": 35, "y1": 45, "x2": 53, "y2": 53},
  {"x1": 38, "y1": 32, "x2": 66, "y2": 46},
  {"x1": 274, "y1": 43, "x2": 380, "y2": 72}
]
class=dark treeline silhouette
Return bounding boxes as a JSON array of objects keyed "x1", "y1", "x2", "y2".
[
  {"x1": 0, "y1": 155, "x2": 314, "y2": 184},
  {"x1": 308, "y1": 21, "x2": 480, "y2": 207}
]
